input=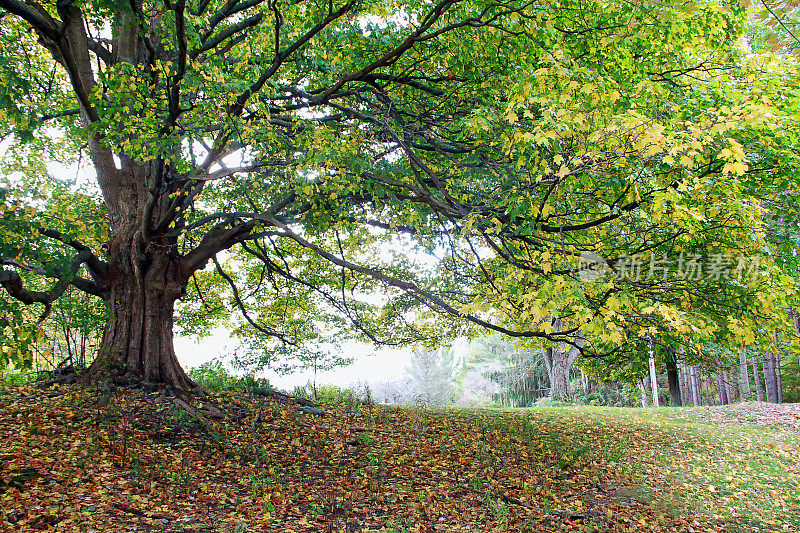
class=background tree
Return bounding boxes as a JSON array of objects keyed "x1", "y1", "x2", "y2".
[
  {"x1": 405, "y1": 348, "x2": 456, "y2": 405},
  {"x1": 460, "y1": 335, "x2": 548, "y2": 406},
  {"x1": 542, "y1": 321, "x2": 583, "y2": 401}
]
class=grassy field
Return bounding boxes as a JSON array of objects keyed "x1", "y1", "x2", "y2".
[{"x1": 0, "y1": 384, "x2": 797, "y2": 532}]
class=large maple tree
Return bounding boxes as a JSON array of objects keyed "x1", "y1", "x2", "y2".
[{"x1": 0, "y1": 0, "x2": 788, "y2": 389}]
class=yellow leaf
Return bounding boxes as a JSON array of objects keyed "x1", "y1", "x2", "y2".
[{"x1": 731, "y1": 161, "x2": 748, "y2": 175}]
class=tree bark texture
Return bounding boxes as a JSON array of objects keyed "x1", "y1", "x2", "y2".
[
  {"x1": 773, "y1": 329, "x2": 783, "y2": 404},
  {"x1": 739, "y1": 350, "x2": 751, "y2": 400},
  {"x1": 723, "y1": 370, "x2": 733, "y2": 403},
  {"x1": 544, "y1": 347, "x2": 576, "y2": 401},
  {"x1": 543, "y1": 321, "x2": 584, "y2": 401},
  {"x1": 752, "y1": 351, "x2": 764, "y2": 402},
  {"x1": 681, "y1": 362, "x2": 693, "y2": 406},
  {"x1": 677, "y1": 360, "x2": 686, "y2": 406},
  {"x1": 638, "y1": 379, "x2": 647, "y2": 408},
  {"x1": 648, "y1": 338, "x2": 659, "y2": 407},
  {"x1": 763, "y1": 352, "x2": 778, "y2": 404},
  {"x1": 715, "y1": 371, "x2": 728, "y2": 405},
  {"x1": 702, "y1": 372, "x2": 712, "y2": 405},
  {"x1": 85, "y1": 247, "x2": 194, "y2": 389},
  {"x1": 666, "y1": 351, "x2": 681, "y2": 406},
  {"x1": 693, "y1": 366, "x2": 702, "y2": 406}
]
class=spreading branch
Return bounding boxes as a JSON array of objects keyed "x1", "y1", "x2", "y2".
[{"x1": 0, "y1": 250, "x2": 105, "y2": 321}]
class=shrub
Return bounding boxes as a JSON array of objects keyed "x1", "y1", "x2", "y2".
[
  {"x1": 296, "y1": 383, "x2": 376, "y2": 406},
  {"x1": 239, "y1": 374, "x2": 273, "y2": 395},
  {"x1": 189, "y1": 359, "x2": 272, "y2": 394},
  {"x1": 533, "y1": 396, "x2": 572, "y2": 407},
  {"x1": 0, "y1": 370, "x2": 36, "y2": 386},
  {"x1": 189, "y1": 360, "x2": 240, "y2": 391}
]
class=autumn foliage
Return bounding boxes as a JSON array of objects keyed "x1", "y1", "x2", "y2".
[{"x1": 2, "y1": 384, "x2": 798, "y2": 531}]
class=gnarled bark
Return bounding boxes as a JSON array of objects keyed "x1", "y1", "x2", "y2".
[{"x1": 85, "y1": 240, "x2": 194, "y2": 389}]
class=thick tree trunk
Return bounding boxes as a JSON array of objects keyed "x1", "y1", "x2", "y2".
[
  {"x1": 666, "y1": 351, "x2": 681, "y2": 406},
  {"x1": 752, "y1": 351, "x2": 763, "y2": 402},
  {"x1": 85, "y1": 239, "x2": 195, "y2": 390},
  {"x1": 544, "y1": 322, "x2": 584, "y2": 401},
  {"x1": 715, "y1": 371, "x2": 728, "y2": 405},
  {"x1": 739, "y1": 350, "x2": 751, "y2": 400},
  {"x1": 16, "y1": 4, "x2": 240, "y2": 393},
  {"x1": 546, "y1": 347, "x2": 573, "y2": 401},
  {"x1": 763, "y1": 352, "x2": 778, "y2": 403}
]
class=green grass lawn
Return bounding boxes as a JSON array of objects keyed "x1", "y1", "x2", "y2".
[{"x1": 515, "y1": 404, "x2": 800, "y2": 532}]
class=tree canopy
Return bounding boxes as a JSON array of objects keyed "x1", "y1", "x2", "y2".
[{"x1": 0, "y1": 0, "x2": 796, "y2": 388}]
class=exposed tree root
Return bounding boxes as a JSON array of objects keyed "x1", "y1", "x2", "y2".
[{"x1": 252, "y1": 388, "x2": 320, "y2": 407}]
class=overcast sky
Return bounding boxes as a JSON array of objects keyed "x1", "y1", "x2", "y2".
[{"x1": 174, "y1": 329, "x2": 417, "y2": 389}]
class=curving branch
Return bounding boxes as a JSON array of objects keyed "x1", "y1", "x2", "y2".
[
  {"x1": 0, "y1": 250, "x2": 106, "y2": 321},
  {"x1": 238, "y1": 239, "x2": 410, "y2": 346},
  {"x1": 193, "y1": 12, "x2": 263, "y2": 59},
  {"x1": 211, "y1": 255, "x2": 297, "y2": 345},
  {"x1": 181, "y1": 219, "x2": 260, "y2": 276},
  {"x1": 266, "y1": 216, "x2": 575, "y2": 342},
  {"x1": 38, "y1": 228, "x2": 107, "y2": 281},
  {"x1": 0, "y1": 0, "x2": 58, "y2": 39}
]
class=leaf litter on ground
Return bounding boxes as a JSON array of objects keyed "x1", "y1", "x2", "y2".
[{"x1": 0, "y1": 384, "x2": 797, "y2": 532}]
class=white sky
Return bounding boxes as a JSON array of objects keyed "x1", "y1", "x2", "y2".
[{"x1": 174, "y1": 329, "x2": 416, "y2": 389}]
